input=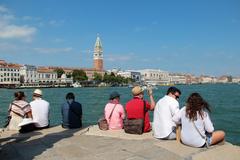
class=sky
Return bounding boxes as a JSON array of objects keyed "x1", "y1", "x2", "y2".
[{"x1": 0, "y1": 0, "x2": 240, "y2": 76}]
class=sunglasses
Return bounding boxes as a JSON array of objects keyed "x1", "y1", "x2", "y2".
[{"x1": 174, "y1": 95, "x2": 180, "y2": 100}]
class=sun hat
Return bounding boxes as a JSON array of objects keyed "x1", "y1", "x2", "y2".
[
  {"x1": 33, "y1": 89, "x2": 42, "y2": 96},
  {"x1": 132, "y1": 86, "x2": 144, "y2": 96},
  {"x1": 109, "y1": 91, "x2": 120, "y2": 100},
  {"x1": 18, "y1": 118, "x2": 36, "y2": 127}
]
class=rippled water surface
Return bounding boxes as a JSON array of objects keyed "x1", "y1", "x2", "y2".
[{"x1": 0, "y1": 84, "x2": 239, "y2": 145}]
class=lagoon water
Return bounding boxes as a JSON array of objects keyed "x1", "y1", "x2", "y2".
[{"x1": 0, "y1": 84, "x2": 239, "y2": 145}]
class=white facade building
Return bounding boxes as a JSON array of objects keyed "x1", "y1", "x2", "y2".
[
  {"x1": 117, "y1": 70, "x2": 141, "y2": 83},
  {"x1": 20, "y1": 65, "x2": 38, "y2": 84},
  {"x1": 169, "y1": 73, "x2": 187, "y2": 84},
  {"x1": 38, "y1": 70, "x2": 58, "y2": 84},
  {"x1": 139, "y1": 69, "x2": 170, "y2": 85},
  {"x1": 0, "y1": 65, "x2": 20, "y2": 86}
]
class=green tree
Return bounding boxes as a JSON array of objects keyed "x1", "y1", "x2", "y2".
[
  {"x1": 72, "y1": 69, "x2": 88, "y2": 82},
  {"x1": 93, "y1": 72, "x2": 103, "y2": 83},
  {"x1": 54, "y1": 68, "x2": 65, "y2": 78}
]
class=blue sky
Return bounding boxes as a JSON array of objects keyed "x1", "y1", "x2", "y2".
[{"x1": 0, "y1": 0, "x2": 239, "y2": 76}]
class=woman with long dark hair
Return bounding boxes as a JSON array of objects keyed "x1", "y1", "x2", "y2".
[{"x1": 173, "y1": 92, "x2": 225, "y2": 147}]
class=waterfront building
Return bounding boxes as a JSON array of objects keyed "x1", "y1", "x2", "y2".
[
  {"x1": 185, "y1": 74, "x2": 200, "y2": 84},
  {"x1": 217, "y1": 76, "x2": 231, "y2": 83},
  {"x1": 93, "y1": 35, "x2": 103, "y2": 71},
  {"x1": 20, "y1": 65, "x2": 38, "y2": 84},
  {"x1": 37, "y1": 68, "x2": 58, "y2": 85},
  {"x1": 58, "y1": 74, "x2": 73, "y2": 86},
  {"x1": 232, "y1": 77, "x2": 240, "y2": 83},
  {"x1": 139, "y1": 69, "x2": 170, "y2": 85},
  {"x1": 117, "y1": 70, "x2": 142, "y2": 83},
  {"x1": 0, "y1": 62, "x2": 21, "y2": 87},
  {"x1": 199, "y1": 75, "x2": 215, "y2": 84},
  {"x1": 169, "y1": 73, "x2": 187, "y2": 84}
]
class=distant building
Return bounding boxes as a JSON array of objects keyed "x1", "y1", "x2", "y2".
[
  {"x1": 117, "y1": 70, "x2": 141, "y2": 83},
  {"x1": 0, "y1": 63, "x2": 21, "y2": 87},
  {"x1": 199, "y1": 75, "x2": 215, "y2": 84},
  {"x1": 169, "y1": 73, "x2": 187, "y2": 84},
  {"x1": 37, "y1": 68, "x2": 58, "y2": 84},
  {"x1": 93, "y1": 35, "x2": 103, "y2": 71},
  {"x1": 217, "y1": 76, "x2": 231, "y2": 83},
  {"x1": 58, "y1": 74, "x2": 73, "y2": 84},
  {"x1": 20, "y1": 65, "x2": 38, "y2": 84},
  {"x1": 140, "y1": 69, "x2": 170, "y2": 85},
  {"x1": 232, "y1": 77, "x2": 240, "y2": 83}
]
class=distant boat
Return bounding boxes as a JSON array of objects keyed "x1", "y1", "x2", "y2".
[{"x1": 72, "y1": 82, "x2": 82, "y2": 88}]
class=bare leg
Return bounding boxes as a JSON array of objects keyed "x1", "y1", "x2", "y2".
[{"x1": 211, "y1": 130, "x2": 225, "y2": 145}]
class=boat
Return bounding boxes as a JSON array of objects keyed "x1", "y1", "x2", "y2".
[{"x1": 72, "y1": 82, "x2": 82, "y2": 88}]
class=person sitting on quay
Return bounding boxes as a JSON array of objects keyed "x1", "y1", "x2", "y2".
[
  {"x1": 153, "y1": 86, "x2": 181, "y2": 140},
  {"x1": 61, "y1": 92, "x2": 82, "y2": 129},
  {"x1": 173, "y1": 92, "x2": 225, "y2": 147},
  {"x1": 30, "y1": 89, "x2": 50, "y2": 130},
  {"x1": 104, "y1": 91, "x2": 125, "y2": 130},
  {"x1": 125, "y1": 86, "x2": 155, "y2": 133},
  {"x1": 7, "y1": 91, "x2": 33, "y2": 132}
]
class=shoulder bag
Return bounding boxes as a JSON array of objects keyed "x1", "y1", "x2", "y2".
[
  {"x1": 124, "y1": 100, "x2": 146, "y2": 135},
  {"x1": 98, "y1": 104, "x2": 117, "y2": 130},
  {"x1": 192, "y1": 121, "x2": 209, "y2": 148}
]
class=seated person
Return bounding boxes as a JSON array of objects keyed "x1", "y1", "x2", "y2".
[
  {"x1": 104, "y1": 91, "x2": 125, "y2": 130},
  {"x1": 30, "y1": 89, "x2": 50, "y2": 129},
  {"x1": 61, "y1": 92, "x2": 82, "y2": 129},
  {"x1": 173, "y1": 93, "x2": 225, "y2": 147}
]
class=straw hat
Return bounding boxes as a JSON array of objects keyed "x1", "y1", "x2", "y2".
[
  {"x1": 33, "y1": 89, "x2": 42, "y2": 96},
  {"x1": 18, "y1": 118, "x2": 35, "y2": 127},
  {"x1": 132, "y1": 86, "x2": 144, "y2": 96}
]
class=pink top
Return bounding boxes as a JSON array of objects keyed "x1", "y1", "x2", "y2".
[{"x1": 104, "y1": 102, "x2": 125, "y2": 130}]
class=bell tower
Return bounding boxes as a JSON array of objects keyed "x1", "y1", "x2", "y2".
[{"x1": 93, "y1": 35, "x2": 103, "y2": 71}]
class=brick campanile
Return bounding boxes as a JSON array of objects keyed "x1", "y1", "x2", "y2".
[{"x1": 93, "y1": 35, "x2": 103, "y2": 71}]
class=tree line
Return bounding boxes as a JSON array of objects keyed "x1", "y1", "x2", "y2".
[{"x1": 54, "y1": 68, "x2": 134, "y2": 85}]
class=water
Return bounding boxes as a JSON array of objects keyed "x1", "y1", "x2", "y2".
[{"x1": 0, "y1": 84, "x2": 239, "y2": 145}]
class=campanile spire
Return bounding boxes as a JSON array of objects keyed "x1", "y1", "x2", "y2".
[{"x1": 93, "y1": 35, "x2": 103, "y2": 70}]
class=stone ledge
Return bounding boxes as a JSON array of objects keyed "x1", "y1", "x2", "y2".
[{"x1": 1, "y1": 125, "x2": 239, "y2": 160}]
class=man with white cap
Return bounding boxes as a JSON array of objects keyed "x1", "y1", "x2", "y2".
[
  {"x1": 125, "y1": 86, "x2": 155, "y2": 133},
  {"x1": 30, "y1": 89, "x2": 50, "y2": 129}
]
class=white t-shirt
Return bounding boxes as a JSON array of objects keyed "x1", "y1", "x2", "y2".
[
  {"x1": 172, "y1": 107, "x2": 214, "y2": 147},
  {"x1": 30, "y1": 98, "x2": 50, "y2": 128},
  {"x1": 153, "y1": 95, "x2": 180, "y2": 138}
]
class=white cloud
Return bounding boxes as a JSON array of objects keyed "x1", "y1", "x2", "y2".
[
  {"x1": 0, "y1": 5, "x2": 9, "y2": 13},
  {"x1": 0, "y1": 5, "x2": 37, "y2": 41},
  {"x1": 34, "y1": 47, "x2": 73, "y2": 54},
  {"x1": 49, "y1": 20, "x2": 65, "y2": 26},
  {"x1": 0, "y1": 25, "x2": 36, "y2": 39}
]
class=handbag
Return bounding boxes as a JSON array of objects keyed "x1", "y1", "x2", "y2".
[
  {"x1": 124, "y1": 101, "x2": 146, "y2": 135},
  {"x1": 98, "y1": 104, "x2": 117, "y2": 130}
]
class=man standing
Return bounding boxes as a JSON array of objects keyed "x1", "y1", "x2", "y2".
[
  {"x1": 61, "y1": 92, "x2": 82, "y2": 129},
  {"x1": 153, "y1": 87, "x2": 181, "y2": 139},
  {"x1": 30, "y1": 89, "x2": 50, "y2": 129},
  {"x1": 125, "y1": 86, "x2": 155, "y2": 132}
]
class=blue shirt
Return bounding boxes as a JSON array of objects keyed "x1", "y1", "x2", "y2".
[{"x1": 61, "y1": 100, "x2": 82, "y2": 128}]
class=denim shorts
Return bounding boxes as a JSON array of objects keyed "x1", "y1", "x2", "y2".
[{"x1": 206, "y1": 132, "x2": 212, "y2": 146}]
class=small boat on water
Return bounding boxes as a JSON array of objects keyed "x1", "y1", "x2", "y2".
[{"x1": 72, "y1": 82, "x2": 82, "y2": 88}]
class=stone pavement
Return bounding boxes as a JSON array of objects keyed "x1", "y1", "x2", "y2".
[{"x1": 0, "y1": 125, "x2": 239, "y2": 160}]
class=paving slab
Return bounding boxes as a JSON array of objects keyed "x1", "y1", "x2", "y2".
[{"x1": 1, "y1": 125, "x2": 240, "y2": 160}]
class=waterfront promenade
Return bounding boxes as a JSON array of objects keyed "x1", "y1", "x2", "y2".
[{"x1": 0, "y1": 125, "x2": 239, "y2": 160}]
